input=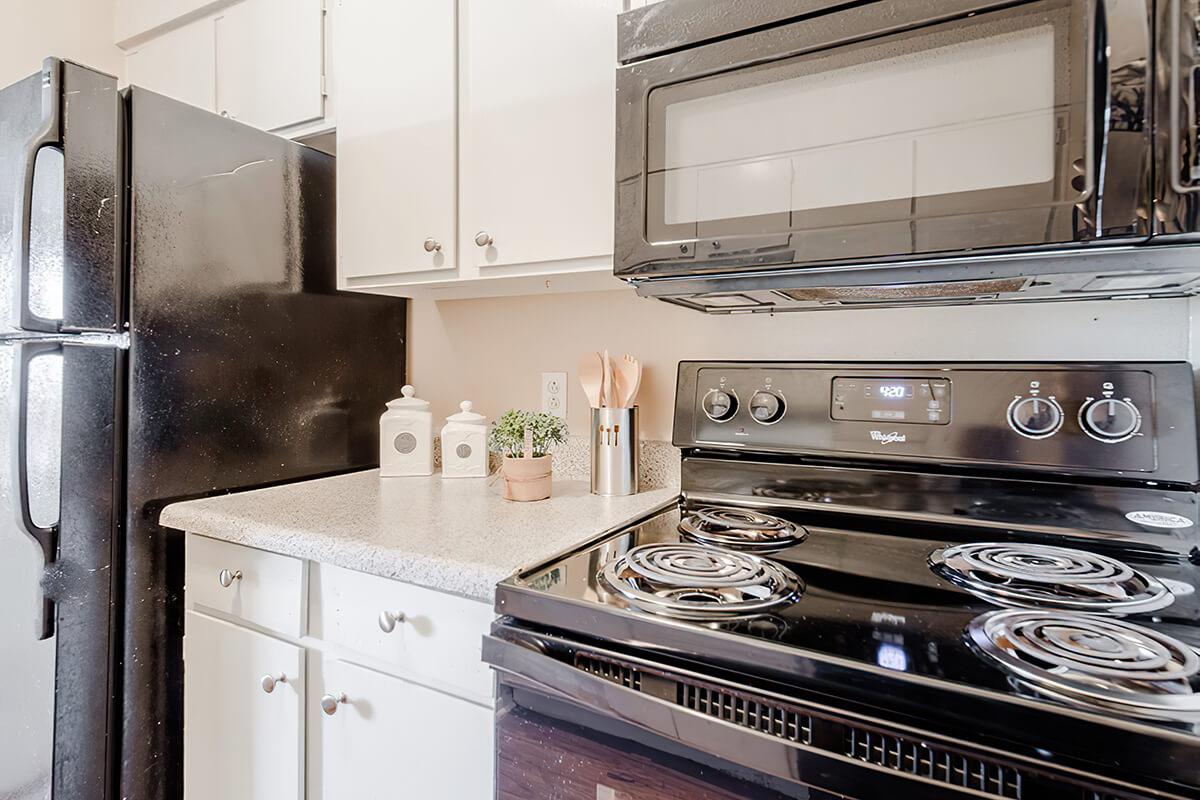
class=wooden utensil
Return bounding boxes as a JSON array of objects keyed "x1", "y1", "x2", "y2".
[
  {"x1": 578, "y1": 352, "x2": 603, "y2": 408},
  {"x1": 622, "y1": 353, "x2": 642, "y2": 407},
  {"x1": 612, "y1": 352, "x2": 640, "y2": 408},
  {"x1": 601, "y1": 350, "x2": 614, "y2": 408}
]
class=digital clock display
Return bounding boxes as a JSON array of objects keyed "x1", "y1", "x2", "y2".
[{"x1": 879, "y1": 384, "x2": 908, "y2": 399}]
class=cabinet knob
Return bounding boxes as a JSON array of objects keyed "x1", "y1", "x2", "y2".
[
  {"x1": 423, "y1": 237, "x2": 442, "y2": 253},
  {"x1": 473, "y1": 231, "x2": 494, "y2": 247},
  {"x1": 321, "y1": 692, "x2": 347, "y2": 716},
  {"x1": 260, "y1": 673, "x2": 288, "y2": 694},
  {"x1": 377, "y1": 609, "x2": 407, "y2": 633},
  {"x1": 217, "y1": 569, "x2": 243, "y2": 588}
]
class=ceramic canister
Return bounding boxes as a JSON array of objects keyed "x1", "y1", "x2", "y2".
[{"x1": 379, "y1": 385, "x2": 434, "y2": 477}]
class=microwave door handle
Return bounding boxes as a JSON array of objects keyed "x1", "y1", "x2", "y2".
[
  {"x1": 15, "y1": 57, "x2": 63, "y2": 333},
  {"x1": 9, "y1": 340, "x2": 61, "y2": 639},
  {"x1": 1169, "y1": 0, "x2": 1200, "y2": 194}
]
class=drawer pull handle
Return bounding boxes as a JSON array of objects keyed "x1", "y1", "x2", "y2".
[
  {"x1": 321, "y1": 692, "x2": 347, "y2": 716},
  {"x1": 260, "y1": 673, "x2": 287, "y2": 694},
  {"x1": 217, "y1": 569, "x2": 243, "y2": 588},
  {"x1": 473, "y1": 230, "x2": 493, "y2": 248},
  {"x1": 377, "y1": 609, "x2": 407, "y2": 633}
]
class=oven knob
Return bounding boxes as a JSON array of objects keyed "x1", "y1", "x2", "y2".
[
  {"x1": 701, "y1": 388, "x2": 738, "y2": 422},
  {"x1": 749, "y1": 391, "x2": 785, "y2": 424},
  {"x1": 1079, "y1": 397, "x2": 1141, "y2": 443},
  {"x1": 1007, "y1": 396, "x2": 1063, "y2": 439}
]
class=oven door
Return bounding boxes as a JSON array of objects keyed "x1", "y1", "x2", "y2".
[{"x1": 614, "y1": 0, "x2": 1152, "y2": 279}]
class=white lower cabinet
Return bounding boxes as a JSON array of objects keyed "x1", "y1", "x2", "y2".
[
  {"x1": 184, "y1": 536, "x2": 495, "y2": 800},
  {"x1": 312, "y1": 657, "x2": 494, "y2": 799},
  {"x1": 183, "y1": 612, "x2": 305, "y2": 800}
]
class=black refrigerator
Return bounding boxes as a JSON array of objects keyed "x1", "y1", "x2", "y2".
[{"x1": 0, "y1": 58, "x2": 407, "y2": 800}]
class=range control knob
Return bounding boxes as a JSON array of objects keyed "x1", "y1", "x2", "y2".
[
  {"x1": 1079, "y1": 397, "x2": 1141, "y2": 443},
  {"x1": 701, "y1": 388, "x2": 738, "y2": 422},
  {"x1": 1007, "y1": 396, "x2": 1063, "y2": 439},
  {"x1": 749, "y1": 390, "x2": 786, "y2": 424}
]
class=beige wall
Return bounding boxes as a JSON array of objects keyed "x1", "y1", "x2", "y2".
[
  {"x1": 408, "y1": 291, "x2": 1193, "y2": 442},
  {"x1": 1, "y1": 0, "x2": 123, "y2": 86}
]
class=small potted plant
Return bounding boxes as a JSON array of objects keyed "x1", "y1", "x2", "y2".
[{"x1": 489, "y1": 409, "x2": 568, "y2": 502}]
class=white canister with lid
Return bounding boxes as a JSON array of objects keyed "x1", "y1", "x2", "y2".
[
  {"x1": 380, "y1": 385, "x2": 433, "y2": 477},
  {"x1": 440, "y1": 401, "x2": 489, "y2": 478}
]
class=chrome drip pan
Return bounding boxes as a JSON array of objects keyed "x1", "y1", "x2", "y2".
[
  {"x1": 930, "y1": 542, "x2": 1174, "y2": 614},
  {"x1": 598, "y1": 543, "x2": 802, "y2": 620},
  {"x1": 968, "y1": 610, "x2": 1200, "y2": 720},
  {"x1": 679, "y1": 507, "x2": 808, "y2": 553}
]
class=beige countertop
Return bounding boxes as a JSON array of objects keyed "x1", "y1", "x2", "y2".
[{"x1": 160, "y1": 469, "x2": 679, "y2": 604}]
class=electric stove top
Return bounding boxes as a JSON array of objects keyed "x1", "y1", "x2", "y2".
[{"x1": 490, "y1": 362, "x2": 1200, "y2": 800}]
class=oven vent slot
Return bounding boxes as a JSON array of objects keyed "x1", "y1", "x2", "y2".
[
  {"x1": 678, "y1": 682, "x2": 813, "y2": 744},
  {"x1": 575, "y1": 653, "x2": 642, "y2": 690},
  {"x1": 845, "y1": 727, "x2": 1024, "y2": 799}
]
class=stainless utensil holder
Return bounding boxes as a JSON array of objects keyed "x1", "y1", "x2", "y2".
[{"x1": 591, "y1": 407, "x2": 639, "y2": 496}]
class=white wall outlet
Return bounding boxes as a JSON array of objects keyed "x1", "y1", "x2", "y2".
[{"x1": 541, "y1": 372, "x2": 567, "y2": 419}]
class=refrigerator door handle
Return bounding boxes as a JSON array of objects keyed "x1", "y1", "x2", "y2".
[
  {"x1": 11, "y1": 339, "x2": 61, "y2": 639},
  {"x1": 15, "y1": 57, "x2": 63, "y2": 334}
]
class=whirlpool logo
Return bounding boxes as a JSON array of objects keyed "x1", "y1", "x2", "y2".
[{"x1": 870, "y1": 430, "x2": 907, "y2": 444}]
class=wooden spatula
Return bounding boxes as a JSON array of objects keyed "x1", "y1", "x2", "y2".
[{"x1": 578, "y1": 352, "x2": 603, "y2": 408}]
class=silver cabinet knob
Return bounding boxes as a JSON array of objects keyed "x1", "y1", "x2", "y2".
[
  {"x1": 217, "y1": 569, "x2": 243, "y2": 588},
  {"x1": 220, "y1": 110, "x2": 229, "y2": 118},
  {"x1": 423, "y1": 237, "x2": 442, "y2": 253},
  {"x1": 260, "y1": 673, "x2": 287, "y2": 694},
  {"x1": 377, "y1": 609, "x2": 406, "y2": 633},
  {"x1": 320, "y1": 692, "x2": 347, "y2": 716},
  {"x1": 473, "y1": 231, "x2": 493, "y2": 247}
]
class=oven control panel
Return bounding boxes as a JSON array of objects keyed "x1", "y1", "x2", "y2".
[{"x1": 674, "y1": 362, "x2": 1198, "y2": 483}]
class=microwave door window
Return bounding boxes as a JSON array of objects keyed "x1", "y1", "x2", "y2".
[{"x1": 645, "y1": 0, "x2": 1096, "y2": 262}]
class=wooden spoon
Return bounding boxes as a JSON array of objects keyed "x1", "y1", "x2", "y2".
[
  {"x1": 611, "y1": 353, "x2": 640, "y2": 408},
  {"x1": 578, "y1": 352, "x2": 603, "y2": 408}
]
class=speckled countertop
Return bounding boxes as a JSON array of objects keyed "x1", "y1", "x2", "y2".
[{"x1": 160, "y1": 469, "x2": 679, "y2": 604}]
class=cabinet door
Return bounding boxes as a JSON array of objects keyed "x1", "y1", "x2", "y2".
[
  {"x1": 315, "y1": 658, "x2": 493, "y2": 800},
  {"x1": 336, "y1": 0, "x2": 458, "y2": 282},
  {"x1": 459, "y1": 0, "x2": 618, "y2": 273},
  {"x1": 183, "y1": 612, "x2": 304, "y2": 800},
  {"x1": 215, "y1": 0, "x2": 326, "y2": 131},
  {"x1": 125, "y1": 19, "x2": 216, "y2": 112}
]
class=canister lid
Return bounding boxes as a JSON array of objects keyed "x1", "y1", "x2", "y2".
[
  {"x1": 386, "y1": 385, "x2": 430, "y2": 410},
  {"x1": 446, "y1": 400, "x2": 486, "y2": 424}
]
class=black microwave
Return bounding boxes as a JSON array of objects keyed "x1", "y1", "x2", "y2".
[{"x1": 615, "y1": 0, "x2": 1200, "y2": 312}]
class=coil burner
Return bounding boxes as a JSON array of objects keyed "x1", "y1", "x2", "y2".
[
  {"x1": 599, "y1": 543, "x2": 802, "y2": 620},
  {"x1": 930, "y1": 542, "x2": 1174, "y2": 614},
  {"x1": 679, "y1": 507, "x2": 808, "y2": 553},
  {"x1": 969, "y1": 610, "x2": 1200, "y2": 720}
]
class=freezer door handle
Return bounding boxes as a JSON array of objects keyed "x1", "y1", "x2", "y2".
[
  {"x1": 11, "y1": 340, "x2": 61, "y2": 639},
  {"x1": 15, "y1": 57, "x2": 63, "y2": 334}
]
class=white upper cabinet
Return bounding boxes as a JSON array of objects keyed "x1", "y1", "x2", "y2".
[
  {"x1": 215, "y1": 0, "x2": 326, "y2": 130},
  {"x1": 125, "y1": 19, "x2": 216, "y2": 112},
  {"x1": 336, "y1": 0, "x2": 623, "y2": 297},
  {"x1": 120, "y1": 0, "x2": 329, "y2": 135},
  {"x1": 458, "y1": 0, "x2": 617, "y2": 275},
  {"x1": 335, "y1": 0, "x2": 458, "y2": 281}
]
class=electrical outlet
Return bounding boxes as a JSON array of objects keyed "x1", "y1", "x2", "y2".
[{"x1": 541, "y1": 372, "x2": 567, "y2": 419}]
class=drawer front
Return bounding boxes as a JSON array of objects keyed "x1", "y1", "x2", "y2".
[
  {"x1": 311, "y1": 563, "x2": 494, "y2": 700},
  {"x1": 186, "y1": 535, "x2": 306, "y2": 637}
]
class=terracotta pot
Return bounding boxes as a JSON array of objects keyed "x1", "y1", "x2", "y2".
[{"x1": 501, "y1": 455, "x2": 553, "y2": 502}]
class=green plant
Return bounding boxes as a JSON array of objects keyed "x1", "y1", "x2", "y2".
[{"x1": 489, "y1": 409, "x2": 568, "y2": 458}]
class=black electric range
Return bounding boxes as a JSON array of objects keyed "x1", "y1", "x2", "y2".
[{"x1": 487, "y1": 362, "x2": 1200, "y2": 800}]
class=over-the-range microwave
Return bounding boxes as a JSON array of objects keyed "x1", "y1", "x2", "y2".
[{"x1": 614, "y1": 0, "x2": 1200, "y2": 312}]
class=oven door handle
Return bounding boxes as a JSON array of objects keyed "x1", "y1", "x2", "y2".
[{"x1": 1169, "y1": 0, "x2": 1200, "y2": 194}]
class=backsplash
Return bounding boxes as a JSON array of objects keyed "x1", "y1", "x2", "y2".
[
  {"x1": 432, "y1": 435, "x2": 680, "y2": 490},
  {"x1": 409, "y1": 290, "x2": 1195, "y2": 442}
]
